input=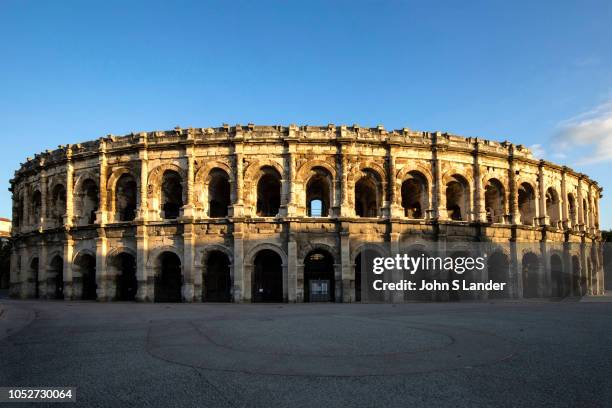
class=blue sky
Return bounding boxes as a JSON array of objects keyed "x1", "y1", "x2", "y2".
[{"x1": 1, "y1": 0, "x2": 611, "y2": 227}]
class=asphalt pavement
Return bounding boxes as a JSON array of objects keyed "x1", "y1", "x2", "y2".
[{"x1": 1, "y1": 299, "x2": 611, "y2": 407}]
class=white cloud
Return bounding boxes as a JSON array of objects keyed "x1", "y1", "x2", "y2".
[
  {"x1": 552, "y1": 100, "x2": 612, "y2": 164},
  {"x1": 529, "y1": 144, "x2": 545, "y2": 159}
]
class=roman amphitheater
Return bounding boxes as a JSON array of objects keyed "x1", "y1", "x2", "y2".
[{"x1": 8, "y1": 124, "x2": 605, "y2": 302}]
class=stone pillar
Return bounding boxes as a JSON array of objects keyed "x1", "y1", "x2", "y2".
[
  {"x1": 285, "y1": 128, "x2": 298, "y2": 217},
  {"x1": 230, "y1": 144, "x2": 244, "y2": 217},
  {"x1": 63, "y1": 235, "x2": 74, "y2": 299},
  {"x1": 37, "y1": 240, "x2": 47, "y2": 298},
  {"x1": 137, "y1": 139, "x2": 149, "y2": 221},
  {"x1": 509, "y1": 241, "x2": 520, "y2": 298},
  {"x1": 508, "y1": 147, "x2": 519, "y2": 225},
  {"x1": 95, "y1": 234, "x2": 109, "y2": 301},
  {"x1": 96, "y1": 139, "x2": 108, "y2": 225},
  {"x1": 340, "y1": 224, "x2": 352, "y2": 302},
  {"x1": 39, "y1": 168, "x2": 47, "y2": 230},
  {"x1": 473, "y1": 141, "x2": 487, "y2": 222},
  {"x1": 537, "y1": 162, "x2": 548, "y2": 226},
  {"x1": 577, "y1": 177, "x2": 585, "y2": 232},
  {"x1": 561, "y1": 169, "x2": 569, "y2": 229},
  {"x1": 9, "y1": 247, "x2": 19, "y2": 298},
  {"x1": 182, "y1": 223, "x2": 195, "y2": 302},
  {"x1": 136, "y1": 224, "x2": 150, "y2": 301},
  {"x1": 64, "y1": 146, "x2": 74, "y2": 228},
  {"x1": 19, "y1": 245, "x2": 27, "y2": 299},
  {"x1": 540, "y1": 241, "x2": 549, "y2": 297},
  {"x1": 287, "y1": 231, "x2": 297, "y2": 302},
  {"x1": 182, "y1": 135, "x2": 196, "y2": 219},
  {"x1": 232, "y1": 222, "x2": 245, "y2": 302},
  {"x1": 388, "y1": 144, "x2": 403, "y2": 218},
  {"x1": 432, "y1": 134, "x2": 444, "y2": 220},
  {"x1": 340, "y1": 151, "x2": 352, "y2": 217}
]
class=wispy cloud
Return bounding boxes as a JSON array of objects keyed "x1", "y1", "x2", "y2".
[
  {"x1": 529, "y1": 144, "x2": 545, "y2": 159},
  {"x1": 551, "y1": 100, "x2": 612, "y2": 164}
]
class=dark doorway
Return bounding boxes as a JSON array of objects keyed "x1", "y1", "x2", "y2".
[
  {"x1": 30, "y1": 258, "x2": 39, "y2": 299},
  {"x1": 487, "y1": 251, "x2": 509, "y2": 299},
  {"x1": 78, "y1": 254, "x2": 97, "y2": 300},
  {"x1": 522, "y1": 253, "x2": 540, "y2": 298},
  {"x1": 304, "y1": 250, "x2": 335, "y2": 302},
  {"x1": 354, "y1": 249, "x2": 382, "y2": 302},
  {"x1": 550, "y1": 254, "x2": 564, "y2": 297},
  {"x1": 162, "y1": 171, "x2": 183, "y2": 219},
  {"x1": 355, "y1": 172, "x2": 380, "y2": 217},
  {"x1": 256, "y1": 168, "x2": 281, "y2": 217},
  {"x1": 571, "y1": 255, "x2": 582, "y2": 295},
  {"x1": 116, "y1": 174, "x2": 137, "y2": 221},
  {"x1": 155, "y1": 252, "x2": 182, "y2": 302},
  {"x1": 81, "y1": 179, "x2": 99, "y2": 224},
  {"x1": 208, "y1": 169, "x2": 231, "y2": 218},
  {"x1": 204, "y1": 251, "x2": 231, "y2": 302},
  {"x1": 49, "y1": 256, "x2": 63, "y2": 299},
  {"x1": 115, "y1": 253, "x2": 137, "y2": 301},
  {"x1": 252, "y1": 250, "x2": 283, "y2": 302}
]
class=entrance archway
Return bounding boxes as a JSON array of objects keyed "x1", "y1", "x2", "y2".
[
  {"x1": 75, "y1": 254, "x2": 97, "y2": 300},
  {"x1": 29, "y1": 258, "x2": 39, "y2": 299},
  {"x1": 487, "y1": 251, "x2": 509, "y2": 299},
  {"x1": 550, "y1": 254, "x2": 563, "y2": 297},
  {"x1": 115, "y1": 253, "x2": 137, "y2": 301},
  {"x1": 354, "y1": 249, "x2": 382, "y2": 302},
  {"x1": 304, "y1": 250, "x2": 335, "y2": 302},
  {"x1": 49, "y1": 255, "x2": 64, "y2": 299},
  {"x1": 204, "y1": 251, "x2": 231, "y2": 302},
  {"x1": 522, "y1": 253, "x2": 540, "y2": 298},
  {"x1": 252, "y1": 249, "x2": 283, "y2": 302},
  {"x1": 155, "y1": 252, "x2": 182, "y2": 302}
]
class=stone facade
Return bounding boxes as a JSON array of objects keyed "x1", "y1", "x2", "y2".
[{"x1": 9, "y1": 124, "x2": 605, "y2": 302}]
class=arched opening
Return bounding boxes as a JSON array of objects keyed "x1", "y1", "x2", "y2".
[
  {"x1": 49, "y1": 255, "x2": 64, "y2": 300},
  {"x1": 80, "y1": 179, "x2": 99, "y2": 225},
  {"x1": 208, "y1": 169, "x2": 230, "y2": 218},
  {"x1": 522, "y1": 253, "x2": 539, "y2": 298},
  {"x1": 568, "y1": 194, "x2": 577, "y2": 227},
  {"x1": 161, "y1": 170, "x2": 183, "y2": 219},
  {"x1": 115, "y1": 253, "x2": 137, "y2": 301},
  {"x1": 404, "y1": 248, "x2": 433, "y2": 301},
  {"x1": 401, "y1": 172, "x2": 428, "y2": 219},
  {"x1": 252, "y1": 249, "x2": 283, "y2": 302},
  {"x1": 448, "y1": 251, "x2": 471, "y2": 301},
  {"x1": 582, "y1": 199, "x2": 589, "y2": 226},
  {"x1": 355, "y1": 170, "x2": 381, "y2": 217},
  {"x1": 484, "y1": 179, "x2": 505, "y2": 223},
  {"x1": 75, "y1": 253, "x2": 97, "y2": 300},
  {"x1": 155, "y1": 252, "x2": 182, "y2": 302},
  {"x1": 446, "y1": 175, "x2": 469, "y2": 221},
  {"x1": 354, "y1": 249, "x2": 382, "y2": 302},
  {"x1": 256, "y1": 167, "x2": 281, "y2": 217},
  {"x1": 571, "y1": 255, "x2": 581, "y2": 295},
  {"x1": 518, "y1": 183, "x2": 537, "y2": 226},
  {"x1": 306, "y1": 168, "x2": 332, "y2": 217},
  {"x1": 487, "y1": 251, "x2": 509, "y2": 299},
  {"x1": 546, "y1": 188, "x2": 561, "y2": 227},
  {"x1": 115, "y1": 174, "x2": 137, "y2": 222},
  {"x1": 31, "y1": 190, "x2": 42, "y2": 225},
  {"x1": 550, "y1": 254, "x2": 563, "y2": 297},
  {"x1": 51, "y1": 184, "x2": 67, "y2": 225},
  {"x1": 29, "y1": 258, "x2": 39, "y2": 299},
  {"x1": 304, "y1": 250, "x2": 335, "y2": 302},
  {"x1": 204, "y1": 251, "x2": 231, "y2": 302}
]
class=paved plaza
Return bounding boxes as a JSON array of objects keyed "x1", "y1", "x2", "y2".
[{"x1": 1, "y1": 297, "x2": 612, "y2": 407}]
